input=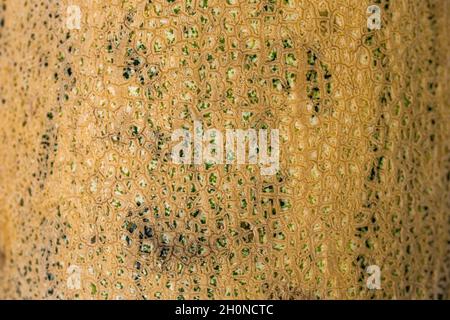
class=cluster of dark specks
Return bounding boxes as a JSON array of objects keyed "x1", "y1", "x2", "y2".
[{"x1": 0, "y1": 0, "x2": 76, "y2": 299}]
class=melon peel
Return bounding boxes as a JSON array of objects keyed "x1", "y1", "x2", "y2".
[{"x1": 0, "y1": 0, "x2": 449, "y2": 299}]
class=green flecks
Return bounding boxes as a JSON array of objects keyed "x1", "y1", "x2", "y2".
[
  {"x1": 285, "y1": 53, "x2": 297, "y2": 66},
  {"x1": 216, "y1": 236, "x2": 227, "y2": 248},
  {"x1": 183, "y1": 26, "x2": 199, "y2": 39},
  {"x1": 307, "y1": 50, "x2": 317, "y2": 65},
  {"x1": 140, "y1": 243, "x2": 152, "y2": 254},
  {"x1": 90, "y1": 283, "x2": 97, "y2": 295},
  {"x1": 268, "y1": 49, "x2": 277, "y2": 61},
  {"x1": 272, "y1": 78, "x2": 284, "y2": 91},
  {"x1": 282, "y1": 38, "x2": 293, "y2": 48},
  {"x1": 285, "y1": 71, "x2": 296, "y2": 89},
  {"x1": 245, "y1": 54, "x2": 258, "y2": 70},
  {"x1": 173, "y1": 6, "x2": 181, "y2": 14},
  {"x1": 165, "y1": 29, "x2": 176, "y2": 44},
  {"x1": 247, "y1": 89, "x2": 259, "y2": 104},
  {"x1": 368, "y1": 156, "x2": 384, "y2": 183},
  {"x1": 305, "y1": 50, "x2": 332, "y2": 114},
  {"x1": 279, "y1": 199, "x2": 291, "y2": 210}
]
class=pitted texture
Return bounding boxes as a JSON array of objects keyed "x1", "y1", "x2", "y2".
[{"x1": 0, "y1": 0, "x2": 449, "y2": 299}]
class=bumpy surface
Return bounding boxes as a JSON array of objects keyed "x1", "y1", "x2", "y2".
[{"x1": 0, "y1": 0, "x2": 449, "y2": 299}]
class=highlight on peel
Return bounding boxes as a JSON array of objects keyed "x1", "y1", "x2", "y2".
[{"x1": 0, "y1": 0, "x2": 448, "y2": 300}]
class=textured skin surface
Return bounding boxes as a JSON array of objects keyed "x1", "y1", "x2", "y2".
[{"x1": 0, "y1": 0, "x2": 449, "y2": 299}]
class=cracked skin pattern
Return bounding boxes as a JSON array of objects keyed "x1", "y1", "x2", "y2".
[{"x1": 0, "y1": 0, "x2": 449, "y2": 299}]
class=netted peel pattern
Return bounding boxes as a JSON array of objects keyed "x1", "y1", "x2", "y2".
[{"x1": 0, "y1": 0, "x2": 449, "y2": 299}]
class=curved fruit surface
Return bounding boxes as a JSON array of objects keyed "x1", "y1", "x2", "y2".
[{"x1": 0, "y1": 0, "x2": 448, "y2": 299}]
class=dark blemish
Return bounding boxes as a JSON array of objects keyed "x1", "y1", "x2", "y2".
[
  {"x1": 142, "y1": 225, "x2": 153, "y2": 239},
  {"x1": 282, "y1": 38, "x2": 293, "y2": 48},
  {"x1": 368, "y1": 156, "x2": 384, "y2": 182},
  {"x1": 306, "y1": 70, "x2": 317, "y2": 81},
  {"x1": 125, "y1": 10, "x2": 135, "y2": 24},
  {"x1": 307, "y1": 50, "x2": 317, "y2": 65},
  {"x1": 35, "y1": 125, "x2": 58, "y2": 189},
  {"x1": 123, "y1": 67, "x2": 132, "y2": 79},
  {"x1": 130, "y1": 125, "x2": 139, "y2": 136},
  {"x1": 159, "y1": 246, "x2": 171, "y2": 259},
  {"x1": 0, "y1": 250, "x2": 5, "y2": 269},
  {"x1": 127, "y1": 222, "x2": 137, "y2": 234}
]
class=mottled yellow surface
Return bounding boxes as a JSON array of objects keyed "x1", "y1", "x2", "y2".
[{"x1": 0, "y1": 0, "x2": 449, "y2": 299}]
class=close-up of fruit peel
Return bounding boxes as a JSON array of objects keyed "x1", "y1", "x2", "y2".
[{"x1": 0, "y1": 0, "x2": 449, "y2": 306}]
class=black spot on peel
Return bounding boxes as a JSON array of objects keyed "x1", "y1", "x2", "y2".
[
  {"x1": 305, "y1": 49, "x2": 332, "y2": 115},
  {"x1": 34, "y1": 123, "x2": 58, "y2": 190},
  {"x1": 0, "y1": 250, "x2": 5, "y2": 270},
  {"x1": 121, "y1": 204, "x2": 221, "y2": 284}
]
